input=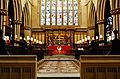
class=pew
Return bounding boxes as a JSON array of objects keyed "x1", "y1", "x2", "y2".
[
  {"x1": 80, "y1": 55, "x2": 120, "y2": 79},
  {"x1": 0, "y1": 55, "x2": 37, "y2": 79}
]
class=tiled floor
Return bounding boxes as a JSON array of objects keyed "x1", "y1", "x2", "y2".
[{"x1": 37, "y1": 59, "x2": 80, "y2": 77}]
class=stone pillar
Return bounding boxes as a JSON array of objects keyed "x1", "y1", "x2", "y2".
[
  {"x1": 101, "y1": 23, "x2": 104, "y2": 40},
  {"x1": 0, "y1": 9, "x2": 7, "y2": 38},
  {"x1": 14, "y1": 21, "x2": 17, "y2": 40},
  {"x1": 17, "y1": 22, "x2": 21, "y2": 41},
  {"x1": 112, "y1": 15, "x2": 116, "y2": 31},
  {"x1": 2, "y1": 15, "x2": 6, "y2": 38},
  {"x1": 97, "y1": 20, "x2": 104, "y2": 40},
  {"x1": 110, "y1": 0, "x2": 120, "y2": 39},
  {"x1": 13, "y1": 21, "x2": 20, "y2": 40},
  {"x1": 0, "y1": 15, "x2": 3, "y2": 29},
  {"x1": 118, "y1": 14, "x2": 120, "y2": 39}
]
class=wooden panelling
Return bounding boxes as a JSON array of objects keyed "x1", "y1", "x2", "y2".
[
  {"x1": 0, "y1": 55, "x2": 37, "y2": 79},
  {"x1": 80, "y1": 55, "x2": 120, "y2": 79}
]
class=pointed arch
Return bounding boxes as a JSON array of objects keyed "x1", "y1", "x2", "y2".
[
  {"x1": 15, "y1": 0, "x2": 19, "y2": 20},
  {"x1": 22, "y1": 2, "x2": 30, "y2": 28},
  {"x1": 88, "y1": 1, "x2": 96, "y2": 28},
  {"x1": 21, "y1": 2, "x2": 31, "y2": 40},
  {"x1": 8, "y1": 0, "x2": 21, "y2": 21},
  {"x1": 87, "y1": 1, "x2": 96, "y2": 39},
  {"x1": 18, "y1": 0, "x2": 22, "y2": 21},
  {"x1": 102, "y1": 0, "x2": 106, "y2": 19},
  {"x1": 96, "y1": 0, "x2": 101, "y2": 20},
  {"x1": 25, "y1": 3, "x2": 30, "y2": 27},
  {"x1": 97, "y1": 0, "x2": 107, "y2": 21},
  {"x1": 9, "y1": 0, "x2": 16, "y2": 21},
  {"x1": 96, "y1": 0, "x2": 112, "y2": 42}
]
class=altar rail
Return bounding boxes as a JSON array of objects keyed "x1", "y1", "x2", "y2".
[
  {"x1": 0, "y1": 55, "x2": 37, "y2": 79},
  {"x1": 80, "y1": 55, "x2": 120, "y2": 79}
]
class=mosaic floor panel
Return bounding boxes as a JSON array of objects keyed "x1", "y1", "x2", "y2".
[{"x1": 38, "y1": 61, "x2": 79, "y2": 73}]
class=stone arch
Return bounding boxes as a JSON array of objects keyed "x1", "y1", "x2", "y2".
[
  {"x1": 88, "y1": 1, "x2": 95, "y2": 27},
  {"x1": 102, "y1": 0, "x2": 106, "y2": 20},
  {"x1": 7, "y1": 0, "x2": 16, "y2": 21},
  {"x1": 96, "y1": 0, "x2": 109, "y2": 41},
  {"x1": 97, "y1": 0, "x2": 106, "y2": 21},
  {"x1": 12, "y1": 0, "x2": 16, "y2": 21},
  {"x1": 110, "y1": 0, "x2": 120, "y2": 39},
  {"x1": 7, "y1": 0, "x2": 22, "y2": 40},
  {"x1": 104, "y1": 0, "x2": 111, "y2": 42},
  {"x1": 20, "y1": 12, "x2": 24, "y2": 38},
  {"x1": 96, "y1": 0, "x2": 107, "y2": 21},
  {"x1": 23, "y1": 4, "x2": 27, "y2": 27},
  {"x1": 22, "y1": 2, "x2": 31, "y2": 40},
  {"x1": 23, "y1": 6, "x2": 26, "y2": 26},
  {"x1": 7, "y1": 0, "x2": 22, "y2": 21},
  {"x1": 96, "y1": 0, "x2": 101, "y2": 20},
  {"x1": 22, "y1": 2, "x2": 30, "y2": 27},
  {"x1": 14, "y1": 0, "x2": 22, "y2": 21},
  {"x1": 88, "y1": 0, "x2": 96, "y2": 39},
  {"x1": 19, "y1": 0, "x2": 22, "y2": 22},
  {"x1": 15, "y1": 0, "x2": 18, "y2": 20},
  {"x1": 8, "y1": 0, "x2": 15, "y2": 40}
]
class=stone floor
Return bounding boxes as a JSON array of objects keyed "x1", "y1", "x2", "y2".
[{"x1": 37, "y1": 55, "x2": 80, "y2": 77}]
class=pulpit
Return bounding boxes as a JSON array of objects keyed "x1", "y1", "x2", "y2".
[{"x1": 48, "y1": 45, "x2": 71, "y2": 55}]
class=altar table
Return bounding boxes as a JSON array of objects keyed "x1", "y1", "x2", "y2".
[{"x1": 48, "y1": 45, "x2": 71, "y2": 55}]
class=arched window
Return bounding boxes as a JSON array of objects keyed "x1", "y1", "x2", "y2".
[{"x1": 40, "y1": 0, "x2": 79, "y2": 26}]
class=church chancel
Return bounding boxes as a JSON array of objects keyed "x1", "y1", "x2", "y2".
[{"x1": 46, "y1": 30, "x2": 72, "y2": 55}]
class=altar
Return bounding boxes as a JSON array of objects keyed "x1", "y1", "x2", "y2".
[{"x1": 48, "y1": 45, "x2": 71, "y2": 55}]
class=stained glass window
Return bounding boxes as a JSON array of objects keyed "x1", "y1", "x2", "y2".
[
  {"x1": 52, "y1": 0, "x2": 56, "y2": 25},
  {"x1": 74, "y1": 0, "x2": 78, "y2": 25},
  {"x1": 41, "y1": 0, "x2": 45, "y2": 25},
  {"x1": 40, "y1": 0, "x2": 79, "y2": 26},
  {"x1": 63, "y1": 0, "x2": 67, "y2": 25},
  {"x1": 68, "y1": 0, "x2": 73, "y2": 25},
  {"x1": 46, "y1": 0, "x2": 50, "y2": 25},
  {"x1": 57, "y1": 0, "x2": 62, "y2": 25}
]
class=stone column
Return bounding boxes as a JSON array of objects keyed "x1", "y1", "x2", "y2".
[
  {"x1": 1, "y1": 14, "x2": 3, "y2": 30},
  {"x1": 97, "y1": 20, "x2": 104, "y2": 40},
  {"x1": 112, "y1": 15, "x2": 116, "y2": 31},
  {"x1": 17, "y1": 21, "x2": 21, "y2": 41},
  {"x1": 13, "y1": 20, "x2": 17, "y2": 40},
  {"x1": 101, "y1": 23, "x2": 104, "y2": 40},
  {"x1": 14, "y1": 20, "x2": 21, "y2": 40},
  {"x1": 2, "y1": 15, "x2": 6, "y2": 38},
  {"x1": 111, "y1": 8, "x2": 120, "y2": 39},
  {"x1": 118, "y1": 14, "x2": 120, "y2": 39},
  {"x1": 1, "y1": 9, "x2": 7, "y2": 37}
]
